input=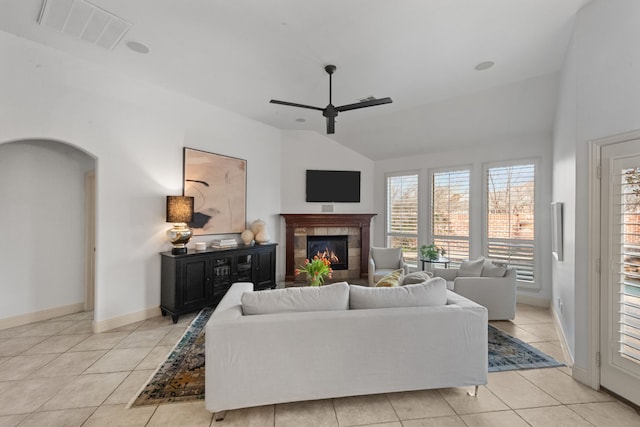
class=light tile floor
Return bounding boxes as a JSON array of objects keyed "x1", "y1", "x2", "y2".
[{"x1": 0, "y1": 304, "x2": 639, "y2": 426}]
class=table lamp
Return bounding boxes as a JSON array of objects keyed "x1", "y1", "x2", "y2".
[{"x1": 166, "y1": 196, "x2": 194, "y2": 255}]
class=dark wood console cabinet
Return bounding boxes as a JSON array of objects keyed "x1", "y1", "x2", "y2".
[{"x1": 160, "y1": 243, "x2": 277, "y2": 323}]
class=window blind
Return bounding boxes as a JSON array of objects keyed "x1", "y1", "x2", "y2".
[
  {"x1": 432, "y1": 170, "x2": 470, "y2": 266},
  {"x1": 386, "y1": 174, "x2": 418, "y2": 264},
  {"x1": 618, "y1": 167, "x2": 640, "y2": 364},
  {"x1": 486, "y1": 163, "x2": 535, "y2": 283}
]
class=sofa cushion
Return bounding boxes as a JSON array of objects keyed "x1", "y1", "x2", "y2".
[
  {"x1": 481, "y1": 260, "x2": 508, "y2": 277},
  {"x1": 241, "y1": 282, "x2": 349, "y2": 315},
  {"x1": 375, "y1": 269, "x2": 404, "y2": 287},
  {"x1": 350, "y1": 277, "x2": 447, "y2": 309},
  {"x1": 402, "y1": 271, "x2": 433, "y2": 285},
  {"x1": 459, "y1": 257, "x2": 484, "y2": 277}
]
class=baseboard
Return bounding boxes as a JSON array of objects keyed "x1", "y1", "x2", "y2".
[
  {"x1": 551, "y1": 306, "x2": 575, "y2": 368},
  {"x1": 93, "y1": 306, "x2": 162, "y2": 333},
  {"x1": 572, "y1": 364, "x2": 592, "y2": 386},
  {"x1": 516, "y1": 294, "x2": 550, "y2": 307},
  {"x1": 0, "y1": 303, "x2": 85, "y2": 331}
]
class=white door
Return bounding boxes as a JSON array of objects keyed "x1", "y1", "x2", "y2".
[{"x1": 600, "y1": 139, "x2": 640, "y2": 405}]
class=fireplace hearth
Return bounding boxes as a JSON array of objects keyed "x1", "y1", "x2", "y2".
[{"x1": 307, "y1": 235, "x2": 348, "y2": 270}]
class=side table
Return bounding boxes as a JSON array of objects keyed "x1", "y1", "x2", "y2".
[{"x1": 420, "y1": 257, "x2": 450, "y2": 271}]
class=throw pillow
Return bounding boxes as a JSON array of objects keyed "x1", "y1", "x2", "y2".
[
  {"x1": 375, "y1": 269, "x2": 404, "y2": 287},
  {"x1": 350, "y1": 277, "x2": 447, "y2": 309},
  {"x1": 241, "y1": 282, "x2": 349, "y2": 315},
  {"x1": 402, "y1": 271, "x2": 433, "y2": 285},
  {"x1": 481, "y1": 260, "x2": 508, "y2": 277},
  {"x1": 458, "y1": 257, "x2": 485, "y2": 277}
]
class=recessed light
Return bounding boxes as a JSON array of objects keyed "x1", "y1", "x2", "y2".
[
  {"x1": 474, "y1": 61, "x2": 494, "y2": 71},
  {"x1": 126, "y1": 40, "x2": 150, "y2": 54},
  {"x1": 295, "y1": 118, "x2": 306, "y2": 123}
]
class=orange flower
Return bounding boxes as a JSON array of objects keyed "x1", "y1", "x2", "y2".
[{"x1": 296, "y1": 254, "x2": 332, "y2": 286}]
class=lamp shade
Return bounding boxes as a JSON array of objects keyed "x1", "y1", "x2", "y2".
[{"x1": 166, "y1": 196, "x2": 194, "y2": 223}]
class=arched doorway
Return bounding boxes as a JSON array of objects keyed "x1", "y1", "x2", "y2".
[{"x1": 0, "y1": 139, "x2": 96, "y2": 326}]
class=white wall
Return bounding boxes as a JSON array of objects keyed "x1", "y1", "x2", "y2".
[
  {"x1": 553, "y1": 0, "x2": 640, "y2": 383},
  {"x1": 0, "y1": 31, "x2": 282, "y2": 330},
  {"x1": 552, "y1": 32, "x2": 578, "y2": 364},
  {"x1": 374, "y1": 135, "x2": 553, "y2": 301},
  {"x1": 0, "y1": 140, "x2": 94, "y2": 318},
  {"x1": 280, "y1": 130, "x2": 375, "y2": 214},
  {"x1": 279, "y1": 130, "x2": 375, "y2": 276}
]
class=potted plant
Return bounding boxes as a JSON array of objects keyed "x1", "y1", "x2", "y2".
[
  {"x1": 420, "y1": 243, "x2": 445, "y2": 261},
  {"x1": 295, "y1": 255, "x2": 333, "y2": 286}
]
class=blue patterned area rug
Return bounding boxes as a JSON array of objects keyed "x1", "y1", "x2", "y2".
[
  {"x1": 129, "y1": 307, "x2": 214, "y2": 407},
  {"x1": 489, "y1": 324, "x2": 564, "y2": 372}
]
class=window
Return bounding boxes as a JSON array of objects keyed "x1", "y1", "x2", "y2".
[
  {"x1": 486, "y1": 162, "x2": 536, "y2": 283},
  {"x1": 386, "y1": 173, "x2": 418, "y2": 265},
  {"x1": 432, "y1": 169, "x2": 470, "y2": 267}
]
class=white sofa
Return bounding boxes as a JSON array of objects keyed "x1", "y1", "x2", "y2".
[
  {"x1": 205, "y1": 281, "x2": 488, "y2": 419},
  {"x1": 433, "y1": 267, "x2": 517, "y2": 320}
]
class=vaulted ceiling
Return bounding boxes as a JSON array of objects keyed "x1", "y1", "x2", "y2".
[{"x1": 0, "y1": 0, "x2": 590, "y2": 159}]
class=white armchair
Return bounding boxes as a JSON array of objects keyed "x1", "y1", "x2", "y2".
[
  {"x1": 433, "y1": 267, "x2": 517, "y2": 320},
  {"x1": 368, "y1": 247, "x2": 409, "y2": 286}
]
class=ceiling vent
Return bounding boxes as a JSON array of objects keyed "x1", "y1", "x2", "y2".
[{"x1": 38, "y1": 0, "x2": 131, "y2": 50}]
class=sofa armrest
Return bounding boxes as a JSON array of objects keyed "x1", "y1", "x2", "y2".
[
  {"x1": 210, "y1": 282, "x2": 253, "y2": 322},
  {"x1": 399, "y1": 258, "x2": 409, "y2": 275},
  {"x1": 452, "y1": 270, "x2": 516, "y2": 320},
  {"x1": 368, "y1": 258, "x2": 376, "y2": 286},
  {"x1": 433, "y1": 268, "x2": 458, "y2": 281}
]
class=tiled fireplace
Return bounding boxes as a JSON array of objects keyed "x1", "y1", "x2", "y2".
[
  {"x1": 307, "y1": 235, "x2": 349, "y2": 270},
  {"x1": 281, "y1": 214, "x2": 376, "y2": 282}
]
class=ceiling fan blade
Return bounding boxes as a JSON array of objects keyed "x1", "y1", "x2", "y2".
[
  {"x1": 336, "y1": 97, "x2": 393, "y2": 112},
  {"x1": 270, "y1": 99, "x2": 324, "y2": 112},
  {"x1": 326, "y1": 116, "x2": 335, "y2": 134}
]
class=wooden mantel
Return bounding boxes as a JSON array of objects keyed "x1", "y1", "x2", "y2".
[{"x1": 280, "y1": 213, "x2": 377, "y2": 281}]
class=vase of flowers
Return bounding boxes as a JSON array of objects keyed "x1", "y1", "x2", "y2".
[
  {"x1": 295, "y1": 255, "x2": 333, "y2": 286},
  {"x1": 420, "y1": 243, "x2": 446, "y2": 260}
]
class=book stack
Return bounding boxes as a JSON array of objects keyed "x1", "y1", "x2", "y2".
[{"x1": 210, "y1": 239, "x2": 238, "y2": 248}]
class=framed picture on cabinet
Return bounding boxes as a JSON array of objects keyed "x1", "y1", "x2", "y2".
[{"x1": 183, "y1": 147, "x2": 247, "y2": 235}]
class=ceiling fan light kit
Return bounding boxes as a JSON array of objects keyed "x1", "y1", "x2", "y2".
[{"x1": 270, "y1": 65, "x2": 392, "y2": 134}]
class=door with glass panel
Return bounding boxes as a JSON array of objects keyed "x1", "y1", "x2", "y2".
[{"x1": 600, "y1": 140, "x2": 640, "y2": 405}]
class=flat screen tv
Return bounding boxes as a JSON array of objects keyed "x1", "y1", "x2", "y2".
[{"x1": 306, "y1": 170, "x2": 361, "y2": 203}]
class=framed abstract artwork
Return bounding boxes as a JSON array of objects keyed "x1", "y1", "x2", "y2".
[{"x1": 183, "y1": 148, "x2": 247, "y2": 235}]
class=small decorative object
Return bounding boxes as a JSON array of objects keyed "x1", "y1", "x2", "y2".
[
  {"x1": 210, "y1": 238, "x2": 238, "y2": 248},
  {"x1": 251, "y1": 219, "x2": 270, "y2": 244},
  {"x1": 295, "y1": 255, "x2": 333, "y2": 286},
  {"x1": 420, "y1": 243, "x2": 445, "y2": 261},
  {"x1": 240, "y1": 229, "x2": 254, "y2": 245},
  {"x1": 166, "y1": 196, "x2": 195, "y2": 255},
  {"x1": 195, "y1": 242, "x2": 206, "y2": 251},
  {"x1": 551, "y1": 201, "x2": 563, "y2": 261}
]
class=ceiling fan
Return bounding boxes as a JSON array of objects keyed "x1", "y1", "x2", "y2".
[{"x1": 270, "y1": 65, "x2": 393, "y2": 134}]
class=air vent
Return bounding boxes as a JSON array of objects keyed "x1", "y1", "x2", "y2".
[{"x1": 38, "y1": 0, "x2": 131, "y2": 50}]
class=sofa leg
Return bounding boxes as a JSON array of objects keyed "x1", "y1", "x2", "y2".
[
  {"x1": 214, "y1": 411, "x2": 226, "y2": 421},
  {"x1": 467, "y1": 385, "x2": 479, "y2": 397}
]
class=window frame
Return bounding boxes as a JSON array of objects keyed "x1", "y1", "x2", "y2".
[
  {"x1": 482, "y1": 158, "x2": 540, "y2": 290},
  {"x1": 385, "y1": 171, "x2": 420, "y2": 268}
]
